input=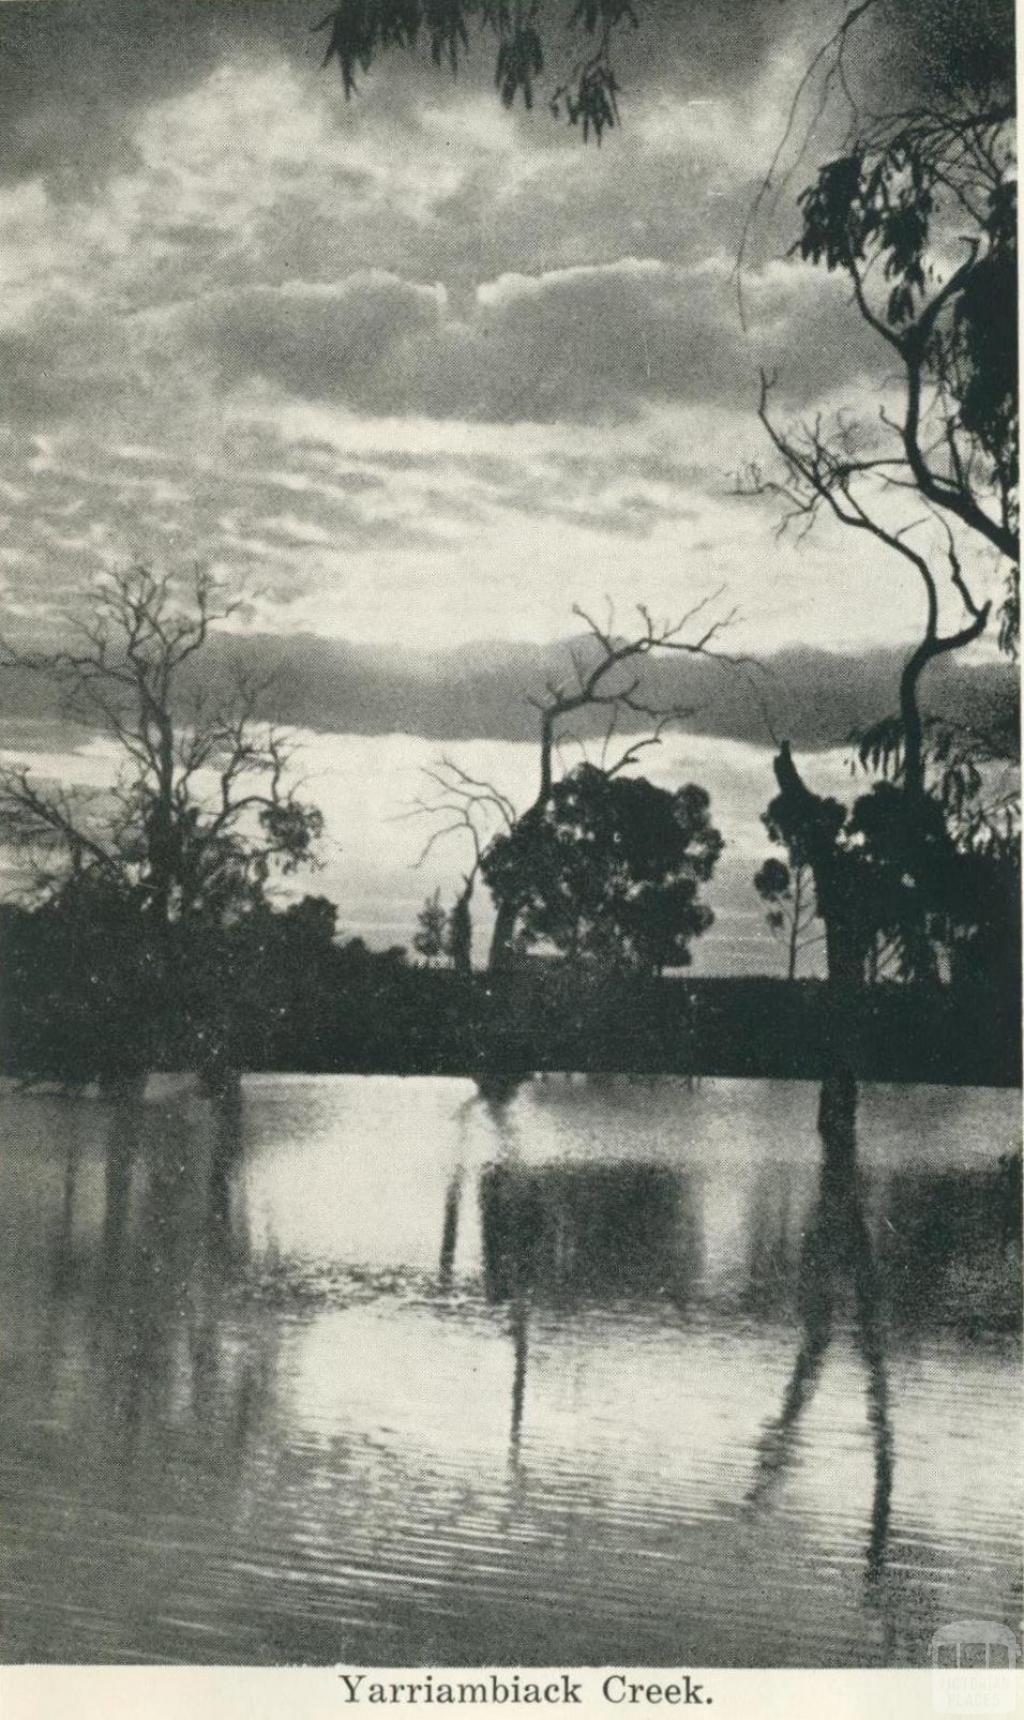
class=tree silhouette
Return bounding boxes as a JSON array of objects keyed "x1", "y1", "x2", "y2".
[
  {"x1": 480, "y1": 761, "x2": 722, "y2": 976},
  {"x1": 313, "y1": 0, "x2": 895, "y2": 149},
  {"x1": 747, "y1": 10, "x2": 1017, "y2": 1000},
  {"x1": 413, "y1": 888, "x2": 448, "y2": 964},
  {"x1": 776, "y1": 84, "x2": 1017, "y2": 648},
  {"x1": 763, "y1": 721, "x2": 1020, "y2": 997},
  {"x1": 753, "y1": 852, "x2": 821, "y2": 982},
  {"x1": 0, "y1": 567, "x2": 323, "y2": 1082},
  {"x1": 406, "y1": 596, "x2": 744, "y2": 971},
  {"x1": 445, "y1": 885, "x2": 474, "y2": 976}
]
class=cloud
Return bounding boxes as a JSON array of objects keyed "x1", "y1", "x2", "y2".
[
  {"x1": 0, "y1": 0, "x2": 324, "y2": 194},
  {"x1": 190, "y1": 273, "x2": 449, "y2": 410},
  {"x1": 470, "y1": 257, "x2": 882, "y2": 417},
  {"x1": 0, "y1": 397, "x2": 1005, "y2": 664},
  {"x1": 0, "y1": 4, "x2": 1011, "y2": 688},
  {"x1": 0, "y1": 627, "x2": 1013, "y2": 756},
  {"x1": 182, "y1": 255, "x2": 882, "y2": 425},
  {"x1": 6, "y1": 0, "x2": 985, "y2": 197},
  {"x1": 232, "y1": 634, "x2": 1020, "y2": 752},
  {"x1": 0, "y1": 26, "x2": 887, "y2": 436},
  {"x1": 0, "y1": 3, "x2": 1012, "y2": 974},
  {"x1": 0, "y1": 0, "x2": 819, "y2": 196}
]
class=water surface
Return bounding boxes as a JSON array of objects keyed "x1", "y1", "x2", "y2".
[{"x1": 0, "y1": 1074, "x2": 1019, "y2": 1666}]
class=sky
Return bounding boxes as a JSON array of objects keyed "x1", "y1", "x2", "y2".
[{"x1": 0, "y1": 0, "x2": 1013, "y2": 969}]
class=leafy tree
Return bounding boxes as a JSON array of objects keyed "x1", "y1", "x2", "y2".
[
  {"x1": 479, "y1": 761, "x2": 722, "y2": 975},
  {"x1": 764, "y1": 721, "x2": 1020, "y2": 994},
  {"x1": 0, "y1": 877, "x2": 153, "y2": 1088},
  {"x1": 754, "y1": 98, "x2": 1017, "y2": 997},
  {"x1": 413, "y1": 887, "x2": 448, "y2": 964},
  {"x1": 188, "y1": 893, "x2": 340, "y2": 1072},
  {"x1": 745, "y1": 4, "x2": 1018, "y2": 1001},
  {"x1": 781, "y1": 70, "x2": 1017, "y2": 650},
  {"x1": 856, "y1": 701, "x2": 1020, "y2": 989},
  {"x1": 0, "y1": 567, "x2": 324, "y2": 1082},
  {"x1": 410, "y1": 599, "x2": 740, "y2": 971},
  {"x1": 755, "y1": 72, "x2": 1016, "y2": 987}
]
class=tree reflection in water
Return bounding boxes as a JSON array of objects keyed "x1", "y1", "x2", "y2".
[
  {"x1": 438, "y1": 1168, "x2": 464, "y2": 1290},
  {"x1": 80, "y1": 1082, "x2": 275, "y2": 1488},
  {"x1": 476, "y1": 1139, "x2": 703, "y2": 1456},
  {"x1": 877, "y1": 1150, "x2": 1022, "y2": 1334},
  {"x1": 49, "y1": 1100, "x2": 87, "y2": 1300},
  {"x1": 437, "y1": 1086, "x2": 495, "y2": 1289},
  {"x1": 100, "y1": 1075, "x2": 145, "y2": 1282},
  {"x1": 206, "y1": 1074, "x2": 247, "y2": 1263},
  {"x1": 474, "y1": 1070, "x2": 530, "y2": 1108},
  {"x1": 479, "y1": 1158, "x2": 696, "y2": 1302},
  {"x1": 746, "y1": 1070, "x2": 893, "y2": 1587}
]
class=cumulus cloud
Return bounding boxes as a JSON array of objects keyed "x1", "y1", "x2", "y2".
[
  {"x1": 180, "y1": 255, "x2": 882, "y2": 424},
  {"x1": 0, "y1": 15, "x2": 890, "y2": 437},
  {"x1": 0, "y1": 0, "x2": 834, "y2": 196}
]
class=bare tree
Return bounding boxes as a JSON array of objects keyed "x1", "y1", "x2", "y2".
[{"x1": 0, "y1": 567, "x2": 323, "y2": 1081}]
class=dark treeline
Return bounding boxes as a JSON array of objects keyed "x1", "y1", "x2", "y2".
[
  {"x1": 0, "y1": 574, "x2": 1018, "y2": 1099},
  {"x1": 2, "y1": 893, "x2": 1017, "y2": 1088}
]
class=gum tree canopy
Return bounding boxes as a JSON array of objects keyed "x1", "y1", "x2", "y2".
[
  {"x1": 479, "y1": 762, "x2": 723, "y2": 975},
  {"x1": 315, "y1": 0, "x2": 645, "y2": 140}
]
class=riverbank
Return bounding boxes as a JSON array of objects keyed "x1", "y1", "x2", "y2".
[
  {"x1": 3, "y1": 968, "x2": 1018, "y2": 1089},
  {"x1": 212, "y1": 973, "x2": 1024, "y2": 1087}
]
